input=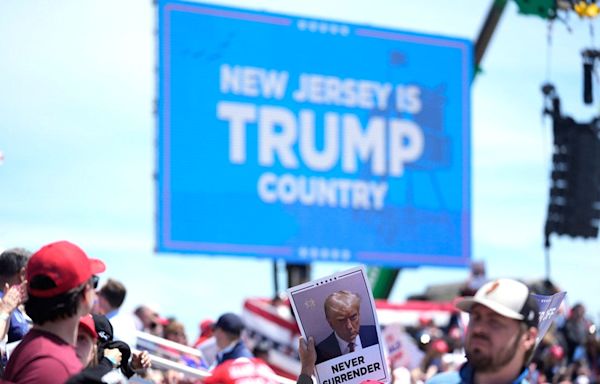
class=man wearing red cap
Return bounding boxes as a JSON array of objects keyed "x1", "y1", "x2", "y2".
[
  {"x1": 193, "y1": 318, "x2": 215, "y2": 348},
  {"x1": 3, "y1": 240, "x2": 106, "y2": 384}
]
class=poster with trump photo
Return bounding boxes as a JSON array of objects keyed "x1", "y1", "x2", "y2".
[{"x1": 287, "y1": 266, "x2": 389, "y2": 384}]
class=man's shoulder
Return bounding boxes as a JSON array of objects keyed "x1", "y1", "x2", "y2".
[
  {"x1": 426, "y1": 368, "x2": 531, "y2": 384},
  {"x1": 360, "y1": 325, "x2": 377, "y2": 333},
  {"x1": 229, "y1": 341, "x2": 253, "y2": 358},
  {"x1": 359, "y1": 325, "x2": 378, "y2": 347},
  {"x1": 15, "y1": 330, "x2": 77, "y2": 356},
  {"x1": 10, "y1": 329, "x2": 65, "y2": 351},
  {"x1": 5, "y1": 332, "x2": 81, "y2": 383},
  {"x1": 426, "y1": 371, "x2": 462, "y2": 384},
  {"x1": 6, "y1": 358, "x2": 76, "y2": 384},
  {"x1": 316, "y1": 332, "x2": 336, "y2": 348},
  {"x1": 315, "y1": 332, "x2": 338, "y2": 364}
]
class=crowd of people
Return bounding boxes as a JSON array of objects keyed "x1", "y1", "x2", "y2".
[
  {"x1": 0, "y1": 241, "x2": 599, "y2": 384},
  {"x1": 0, "y1": 241, "x2": 284, "y2": 384}
]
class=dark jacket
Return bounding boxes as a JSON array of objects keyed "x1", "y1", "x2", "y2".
[
  {"x1": 66, "y1": 340, "x2": 135, "y2": 383},
  {"x1": 315, "y1": 325, "x2": 378, "y2": 364},
  {"x1": 216, "y1": 340, "x2": 253, "y2": 365},
  {"x1": 65, "y1": 357, "x2": 117, "y2": 384}
]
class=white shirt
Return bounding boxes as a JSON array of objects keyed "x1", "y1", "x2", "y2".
[
  {"x1": 106, "y1": 309, "x2": 138, "y2": 348},
  {"x1": 334, "y1": 332, "x2": 362, "y2": 355}
]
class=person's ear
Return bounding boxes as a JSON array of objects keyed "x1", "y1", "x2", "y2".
[
  {"x1": 19, "y1": 267, "x2": 26, "y2": 283},
  {"x1": 523, "y1": 326, "x2": 538, "y2": 350}
]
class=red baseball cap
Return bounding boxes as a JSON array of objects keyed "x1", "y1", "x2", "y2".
[
  {"x1": 27, "y1": 241, "x2": 106, "y2": 298},
  {"x1": 432, "y1": 338, "x2": 449, "y2": 354},
  {"x1": 205, "y1": 357, "x2": 279, "y2": 384},
  {"x1": 79, "y1": 314, "x2": 98, "y2": 340},
  {"x1": 550, "y1": 344, "x2": 564, "y2": 360},
  {"x1": 200, "y1": 319, "x2": 214, "y2": 334}
]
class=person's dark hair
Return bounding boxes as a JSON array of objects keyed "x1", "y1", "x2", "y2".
[
  {"x1": 99, "y1": 278, "x2": 127, "y2": 309},
  {"x1": 134, "y1": 305, "x2": 145, "y2": 317},
  {"x1": 25, "y1": 276, "x2": 87, "y2": 325},
  {"x1": 0, "y1": 247, "x2": 31, "y2": 278}
]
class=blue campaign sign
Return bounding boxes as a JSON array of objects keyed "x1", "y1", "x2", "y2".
[
  {"x1": 156, "y1": 0, "x2": 472, "y2": 267},
  {"x1": 533, "y1": 292, "x2": 567, "y2": 346}
]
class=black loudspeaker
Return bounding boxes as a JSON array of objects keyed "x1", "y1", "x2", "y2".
[{"x1": 584, "y1": 61, "x2": 594, "y2": 104}]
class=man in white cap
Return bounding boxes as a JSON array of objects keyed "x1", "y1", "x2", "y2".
[{"x1": 427, "y1": 278, "x2": 539, "y2": 384}]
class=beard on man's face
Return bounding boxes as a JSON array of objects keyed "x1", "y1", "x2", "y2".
[{"x1": 465, "y1": 331, "x2": 521, "y2": 372}]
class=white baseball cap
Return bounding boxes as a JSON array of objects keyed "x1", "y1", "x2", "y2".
[{"x1": 456, "y1": 278, "x2": 539, "y2": 327}]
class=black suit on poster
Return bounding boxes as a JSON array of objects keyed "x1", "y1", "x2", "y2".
[{"x1": 315, "y1": 325, "x2": 378, "y2": 364}]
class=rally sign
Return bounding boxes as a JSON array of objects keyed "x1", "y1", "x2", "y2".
[
  {"x1": 381, "y1": 323, "x2": 424, "y2": 370},
  {"x1": 533, "y1": 291, "x2": 567, "y2": 346},
  {"x1": 287, "y1": 266, "x2": 389, "y2": 384},
  {"x1": 156, "y1": 0, "x2": 472, "y2": 267}
]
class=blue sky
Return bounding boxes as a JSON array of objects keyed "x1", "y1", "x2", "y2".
[{"x1": 1, "y1": 0, "x2": 600, "y2": 340}]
